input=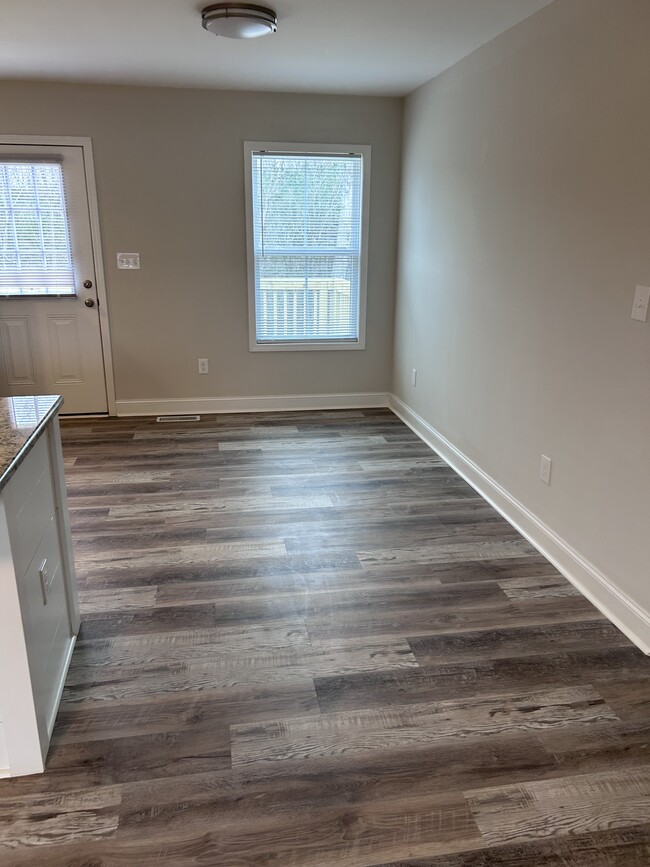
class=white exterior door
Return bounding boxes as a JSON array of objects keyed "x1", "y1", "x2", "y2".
[{"x1": 0, "y1": 143, "x2": 108, "y2": 414}]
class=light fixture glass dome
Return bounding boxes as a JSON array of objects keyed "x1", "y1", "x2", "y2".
[{"x1": 201, "y1": 4, "x2": 278, "y2": 39}]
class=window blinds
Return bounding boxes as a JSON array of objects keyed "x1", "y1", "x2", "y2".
[
  {"x1": 251, "y1": 151, "x2": 363, "y2": 343},
  {"x1": 0, "y1": 161, "x2": 75, "y2": 296}
]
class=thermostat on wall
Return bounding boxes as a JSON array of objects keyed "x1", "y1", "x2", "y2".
[{"x1": 117, "y1": 252, "x2": 140, "y2": 269}]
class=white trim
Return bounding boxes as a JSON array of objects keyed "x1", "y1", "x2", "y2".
[
  {"x1": 0, "y1": 134, "x2": 116, "y2": 415},
  {"x1": 116, "y1": 392, "x2": 389, "y2": 417},
  {"x1": 79, "y1": 139, "x2": 116, "y2": 416},
  {"x1": 243, "y1": 141, "x2": 370, "y2": 353},
  {"x1": 390, "y1": 394, "x2": 650, "y2": 655},
  {"x1": 48, "y1": 418, "x2": 80, "y2": 634},
  {"x1": 46, "y1": 635, "x2": 76, "y2": 737}
]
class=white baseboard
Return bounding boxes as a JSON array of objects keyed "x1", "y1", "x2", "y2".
[
  {"x1": 390, "y1": 394, "x2": 650, "y2": 655},
  {"x1": 115, "y1": 392, "x2": 390, "y2": 417}
]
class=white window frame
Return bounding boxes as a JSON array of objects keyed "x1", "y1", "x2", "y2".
[
  {"x1": 244, "y1": 141, "x2": 370, "y2": 352},
  {"x1": 0, "y1": 160, "x2": 76, "y2": 298}
]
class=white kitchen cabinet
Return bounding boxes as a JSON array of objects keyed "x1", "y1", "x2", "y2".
[{"x1": 0, "y1": 395, "x2": 79, "y2": 777}]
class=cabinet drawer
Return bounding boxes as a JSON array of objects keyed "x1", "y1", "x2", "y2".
[{"x1": 5, "y1": 436, "x2": 57, "y2": 580}]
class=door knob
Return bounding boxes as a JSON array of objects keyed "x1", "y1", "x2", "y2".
[{"x1": 84, "y1": 298, "x2": 95, "y2": 308}]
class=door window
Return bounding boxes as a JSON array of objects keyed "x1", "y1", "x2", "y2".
[{"x1": 0, "y1": 161, "x2": 75, "y2": 297}]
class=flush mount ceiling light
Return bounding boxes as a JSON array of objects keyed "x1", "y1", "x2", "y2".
[{"x1": 201, "y1": 3, "x2": 278, "y2": 39}]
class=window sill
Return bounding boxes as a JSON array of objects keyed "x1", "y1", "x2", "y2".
[{"x1": 250, "y1": 340, "x2": 366, "y2": 352}]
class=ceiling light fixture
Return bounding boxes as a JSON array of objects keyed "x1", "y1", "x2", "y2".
[{"x1": 201, "y1": 3, "x2": 278, "y2": 39}]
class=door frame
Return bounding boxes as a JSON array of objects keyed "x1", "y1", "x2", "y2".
[{"x1": 0, "y1": 134, "x2": 116, "y2": 415}]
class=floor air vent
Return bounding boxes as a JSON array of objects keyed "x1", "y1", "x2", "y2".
[{"x1": 156, "y1": 415, "x2": 201, "y2": 423}]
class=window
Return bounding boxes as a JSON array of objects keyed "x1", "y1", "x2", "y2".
[
  {"x1": 0, "y1": 161, "x2": 75, "y2": 297},
  {"x1": 245, "y1": 142, "x2": 370, "y2": 350}
]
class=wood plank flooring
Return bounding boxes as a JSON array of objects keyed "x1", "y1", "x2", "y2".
[{"x1": 1, "y1": 408, "x2": 650, "y2": 865}]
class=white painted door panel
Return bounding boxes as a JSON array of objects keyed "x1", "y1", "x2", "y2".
[
  {"x1": 0, "y1": 144, "x2": 108, "y2": 414},
  {"x1": 0, "y1": 316, "x2": 37, "y2": 386},
  {"x1": 47, "y1": 314, "x2": 84, "y2": 383}
]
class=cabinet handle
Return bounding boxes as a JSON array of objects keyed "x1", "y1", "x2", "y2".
[{"x1": 39, "y1": 559, "x2": 49, "y2": 605}]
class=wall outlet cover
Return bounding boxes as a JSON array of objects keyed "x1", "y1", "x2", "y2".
[{"x1": 117, "y1": 253, "x2": 140, "y2": 270}]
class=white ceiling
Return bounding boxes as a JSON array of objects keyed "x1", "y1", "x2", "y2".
[{"x1": 0, "y1": 0, "x2": 554, "y2": 96}]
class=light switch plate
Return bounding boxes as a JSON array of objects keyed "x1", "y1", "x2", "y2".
[
  {"x1": 632, "y1": 285, "x2": 650, "y2": 322},
  {"x1": 117, "y1": 252, "x2": 140, "y2": 270}
]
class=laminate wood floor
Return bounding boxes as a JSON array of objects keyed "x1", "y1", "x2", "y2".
[{"x1": 2, "y1": 408, "x2": 650, "y2": 865}]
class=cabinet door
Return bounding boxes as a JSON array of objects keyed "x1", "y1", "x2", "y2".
[
  {"x1": 4, "y1": 435, "x2": 74, "y2": 750},
  {"x1": 23, "y1": 518, "x2": 71, "y2": 738}
]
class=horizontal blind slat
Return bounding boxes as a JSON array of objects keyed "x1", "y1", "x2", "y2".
[
  {"x1": 0, "y1": 161, "x2": 76, "y2": 297},
  {"x1": 251, "y1": 150, "x2": 363, "y2": 343}
]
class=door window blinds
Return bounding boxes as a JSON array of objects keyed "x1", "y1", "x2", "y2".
[
  {"x1": 0, "y1": 161, "x2": 75, "y2": 296},
  {"x1": 251, "y1": 151, "x2": 363, "y2": 344}
]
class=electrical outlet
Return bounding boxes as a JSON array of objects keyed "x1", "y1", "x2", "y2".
[
  {"x1": 540, "y1": 454, "x2": 552, "y2": 485},
  {"x1": 411, "y1": 368, "x2": 418, "y2": 387},
  {"x1": 198, "y1": 358, "x2": 209, "y2": 375}
]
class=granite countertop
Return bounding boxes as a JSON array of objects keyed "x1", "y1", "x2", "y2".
[{"x1": 0, "y1": 395, "x2": 63, "y2": 491}]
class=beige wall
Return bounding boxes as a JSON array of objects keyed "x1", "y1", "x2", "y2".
[
  {"x1": 393, "y1": 0, "x2": 650, "y2": 620},
  {"x1": 0, "y1": 82, "x2": 402, "y2": 402}
]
